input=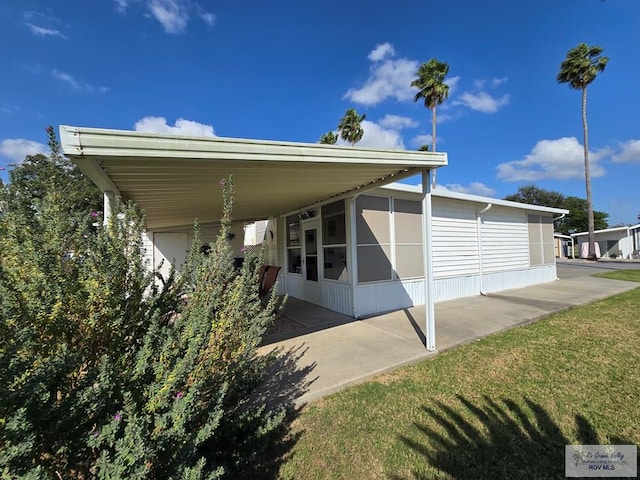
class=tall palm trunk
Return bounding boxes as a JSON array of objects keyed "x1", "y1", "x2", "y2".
[
  {"x1": 432, "y1": 105, "x2": 437, "y2": 188},
  {"x1": 582, "y1": 86, "x2": 596, "y2": 260}
]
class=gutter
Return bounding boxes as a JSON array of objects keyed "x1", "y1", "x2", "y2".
[{"x1": 477, "y1": 203, "x2": 492, "y2": 295}]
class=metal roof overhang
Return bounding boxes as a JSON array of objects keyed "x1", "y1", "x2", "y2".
[{"x1": 60, "y1": 126, "x2": 448, "y2": 229}]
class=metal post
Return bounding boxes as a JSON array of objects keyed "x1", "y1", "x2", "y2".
[
  {"x1": 422, "y1": 170, "x2": 436, "y2": 351},
  {"x1": 103, "y1": 191, "x2": 115, "y2": 226}
]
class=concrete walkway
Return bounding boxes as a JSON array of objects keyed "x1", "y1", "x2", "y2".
[{"x1": 259, "y1": 268, "x2": 638, "y2": 407}]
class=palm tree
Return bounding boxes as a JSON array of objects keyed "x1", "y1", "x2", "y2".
[
  {"x1": 411, "y1": 58, "x2": 450, "y2": 188},
  {"x1": 337, "y1": 108, "x2": 366, "y2": 146},
  {"x1": 557, "y1": 43, "x2": 608, "y2": 260},
  {"x1": 319, "y1": 131, "x2": 338, "y2": 144}
]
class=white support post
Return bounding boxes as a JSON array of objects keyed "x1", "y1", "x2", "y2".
[
  {"x1": 348, "y1": 197, "x2": 359, "y2": 318},
  {"x1": 103, "y1": 191, "x2": 115, "y2": 226},
  {"x1": 421, "y1": 170, "x2": 436, "y2": 351}
]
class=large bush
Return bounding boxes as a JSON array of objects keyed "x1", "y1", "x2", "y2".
[{"x1": 0, "y1": 130, "x2": 284, "y2": 478}]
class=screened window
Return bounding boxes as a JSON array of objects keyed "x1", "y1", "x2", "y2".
[
  {"x1": 286, "y1": 215, "x2": 302, "y2": 274},
  {"x1": 394, "y1": 199, "x2": 423, "y2": 279},
  {"x1": 322, "y1": 200, "x2": 348, "y2": 281},
  {"x1": 356, "y1": 196, "x2": 392, "y2": 282},
  {"x1": 528, "y1": 214, "x2": 555, "y2": 265}
]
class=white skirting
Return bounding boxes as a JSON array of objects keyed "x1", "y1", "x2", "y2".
[{"x1": 353, "y1": 265, "x2": 558, "y2": 317}]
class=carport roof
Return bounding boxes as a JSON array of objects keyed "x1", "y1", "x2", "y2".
[{"x1": 60, "y1": 126, "x2": 447, "y2": 229}]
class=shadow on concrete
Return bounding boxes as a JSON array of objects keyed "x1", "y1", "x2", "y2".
[
  {"x1": 235, "y1": 344, "x2": 317, "y2": 479},
  {"x1": 252, "y1": 343, "x2": 317, "y2": 410},
  {"x1": 261, "y1": 297, "x2": 357, "y2": 345},
  {"x1": 391, "y1": 395, "x2": 632, "y2": 480},
  {"x1": 485, "y1": 293, "x2": 574, "y2": 312},
  {"x1": 403, "y1": 308, "x2": 426, "y2": 345}
]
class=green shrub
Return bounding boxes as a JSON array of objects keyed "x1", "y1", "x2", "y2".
[{"x1": 0, "y1": 131, "x2": 285, "y2": 478}]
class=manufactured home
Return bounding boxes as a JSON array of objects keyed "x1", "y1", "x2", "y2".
[
  {"x1": 572, "y1": 224, "x2": 640, "y2": 259},
  {"x1": 60, "y1": 125, "x2": 567, "y2": 350}
]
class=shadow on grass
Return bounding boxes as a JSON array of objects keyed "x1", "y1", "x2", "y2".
[{"x1": 392, "y1": 395, "x2": 631, "y2": 480}]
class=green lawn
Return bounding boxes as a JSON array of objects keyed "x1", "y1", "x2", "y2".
[
  {"x1": 594, "y1": 269, "x2": 640, "y2": 283},
  {"x1": 279, "y1": 277, "x2": 640, "y2": 479}
]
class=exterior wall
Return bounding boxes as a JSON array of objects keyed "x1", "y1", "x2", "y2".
[
  {"x1": 354, "y1": 266, "x2": 557, "y2": 317},
  {"x1": 554, "y1": 236, "x2": 571, "y2": 258},
  {"x1": 432, "y1": 198, "x2": 479, "y2": 278},
  {"x1": 351, "y1": 194, "x2": 558, "y2": 316},
  {"x1": 575, "y1": 230, "x2": 635, "y2": 259},
  {"x1": 483, "y1": 207, "x2": 529, "y2": 272},
  {"x1": 148, "y1": 222, "x2": 246, "y2": 282}
]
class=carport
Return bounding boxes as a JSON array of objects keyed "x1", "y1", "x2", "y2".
[{"x1": 60, "y1": 125, "x2": 447, "y2": 350}]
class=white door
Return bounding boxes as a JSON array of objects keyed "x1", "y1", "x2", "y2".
[
  {"x1": 302, "y1": 221, "x2": 322, "y2": 305},
  {"x1": 153, "y1": 232, "x2": 188, "y2": 283}
]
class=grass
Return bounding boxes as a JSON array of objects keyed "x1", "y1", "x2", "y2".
[
  {"x1": 594, "y1": 269, "x2": 640, "y2": 283},
  {"x1": 279, "y1": 275, "x2": 640, "y2": 479}
]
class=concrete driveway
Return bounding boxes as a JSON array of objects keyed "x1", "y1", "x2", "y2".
[{"x1": 258, "y1": 261, "x2": 639, "y2": 407}]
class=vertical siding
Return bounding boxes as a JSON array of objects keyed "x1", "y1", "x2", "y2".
[
  {"x1": 481, "y1": 207, "x2": 529, "y2": 272},
  {"x1": 432, "y1": 198, "x2": 479, "y2": 278},
  {"x1": 433, "y1": 275, "x2": 481, "y2": 302},
  {"x1": 355, "y1": 280, "x2": 417, "y2": 317},
  {"x1": 322, "y1": 281, "x2": 353, "y2": 316}
]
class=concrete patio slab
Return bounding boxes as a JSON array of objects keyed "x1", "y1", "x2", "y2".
[{"x1": 259, "y1": 264, "x2": 639, "y2": 407}]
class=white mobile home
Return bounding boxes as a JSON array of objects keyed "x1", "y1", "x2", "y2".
[
  {"x1": 60, "y1": 125, "x2": 566, "y2": 350},
  {"x1": 572, "y1": 224, "x2": 640, "y2": 259}
]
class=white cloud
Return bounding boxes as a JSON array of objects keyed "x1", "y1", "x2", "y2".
[
  {"x1": 134, "y1": 116, "x2": 216, "y2": 137},
  {"x1": 148, "y1": 0, "x2": 189, "y2": 33},
  {"x1": 114, "y1": 0, "x2": 130, "y2": 12},
  {"x1": 0, "y1": 139, "x2": 48, "y2": 163},
  {"x1": 117, "y1": 1, "x2": 214, "y2": 33},
  {"x1": 497, "y1": 137, "x2": 609, "y2": 182},
  {"x1": 611, "y1": 139, "x2": 640, "y2": 163},
  {"x1": 410, "y1": 134, "x2": 434, "y2": 148},
  {"x1": 344, "y1": 43, "x2": 418, "y2": 106},
  {"x1": 454, "y1": 91, "x2": 510, "y2": 113},
  {"x1": 446, "y1": 75, "x2": 461, "y2": 94},
  {"x1": 368, "y1": 42, "x2": 395, "y2": 62},
  {"x1": 491, "y1": 77, "x2": 508, "y2": 87},
  {"x1": 336, "y1": 120, "x2": 404, "y2": 149},
  {"x1": 52, "y1": 70, "x2": 109, "y2": 93},
  {"x1": 198, "y1": 10, "x2": 215, "y2": 26},
  {"x1": 379, "y1": 114, "x2": 417, "y2": 130},
  {"x1": 440, "y1": 182, "x2": 496, "y2": 197},
  {"x1": 473, "y1": 79, "x2": 486, "y2": 89},
  {"x1": 25, "y1": 23, "x2": 66, "y2": 38},
  {"x1": 358, "y1": 121, "x2": 404, "y2": 149}
]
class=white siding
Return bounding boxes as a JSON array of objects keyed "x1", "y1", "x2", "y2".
[
  {"x1": 354, "y1": 279, "x2": 422, "y2": 317},
  {"x1": 432, "y1": 198, "x2": 479, "y2": 278},
  {"x1": 482, "y1": 207, "x2": 529, "y2": 272},
  {"x1": 322, "y1": 281, "x2": 352, "y2": 316}
]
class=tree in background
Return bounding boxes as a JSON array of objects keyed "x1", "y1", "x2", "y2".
[
  {"x1": 504, "y1": 185, "x2": 565, "y2": 209},
  {"x1": 319, "y1": 131, "x2": 338, "y2": 144},
  {"x1": 411, "y1": 58, "x2": 450, "y2": 188},
  {"x1": 0, "y1": 126, "x2": 101, "y2": 231},
  {"x1": 505, "y1": 185, "x2": 608, "y2": 235},
  {"x1": 337, "y1": 108, "x2": 366, "y2": 146},
  {"x1": 557, "y1": 43, "x2": 609, "y2": 260},
  {"x1": 0, "y1": 128, "x2": 286, "y2": 478},
  {"x1": 418, "y1": 144, "x2": 430, "y2": 152}
]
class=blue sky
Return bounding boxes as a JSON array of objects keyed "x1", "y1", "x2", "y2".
[{"x1": 1, "y1": 0, "x2": 639, "y2": 224}]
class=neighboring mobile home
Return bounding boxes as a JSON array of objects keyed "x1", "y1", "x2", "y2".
[
  {"x1": 572, "y1": 224, "x2": 640, "y2": 259},
  {"x1": 60, "y1": 125, "x2": 567, "y2": 350},
  {"x1": 554, "y1": 233, "x2": 572, "y2": 259}
]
